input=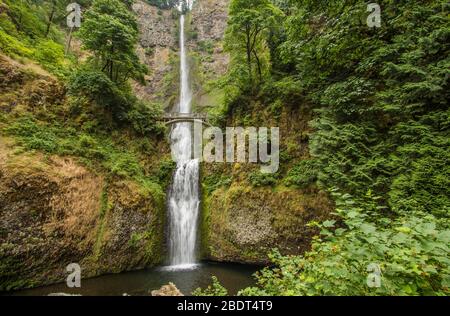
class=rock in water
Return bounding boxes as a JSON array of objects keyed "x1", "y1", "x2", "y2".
[
  {"x1": 47, "y1": 293, "x2": 81, "y2": 296},
  {"x1": 151, "y1": 283, "x2": 184, "y2": 296}
]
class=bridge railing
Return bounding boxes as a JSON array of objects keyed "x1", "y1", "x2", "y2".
[{"x1": 161, "y1": 113, "x2": 209, "y2": 120}]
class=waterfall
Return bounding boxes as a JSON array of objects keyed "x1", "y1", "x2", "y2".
[{"x1": 167, "y1": 13, "x2": 200, "y2": 269}]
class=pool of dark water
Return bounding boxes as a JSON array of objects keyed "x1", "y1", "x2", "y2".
[{"x1": 6, "y1": 262, "x2": 259, "y2": 296}]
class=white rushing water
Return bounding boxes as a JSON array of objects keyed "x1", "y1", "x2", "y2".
[{"x1": 167, "y1": 13, "x2": 200, "y2": 269}]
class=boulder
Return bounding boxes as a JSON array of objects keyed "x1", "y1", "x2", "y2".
[{"x1": 151, "y1": 283, "x2": 184, "y2": 296}]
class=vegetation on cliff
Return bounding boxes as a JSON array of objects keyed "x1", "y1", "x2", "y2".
[
  {"x1": 0, "y1": 0, "x2": 173, "y2": 290},
  {"x1": 1, "y1": 0, "x2": 448, "y2": 296},
  {"x1": 196, "y1": 0, "x2": 449, "y2": 296},
  {"x1": 0, "y1": 0, "x2": 170, "y2": 190}
]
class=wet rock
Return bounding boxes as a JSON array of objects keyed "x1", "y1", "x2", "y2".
[{"x1": 151, "y1": 283, "x2": 184, "y2": 296}]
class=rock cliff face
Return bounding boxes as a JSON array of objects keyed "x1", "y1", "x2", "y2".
[
  {"x1": 0, "y1": 137, "x2": 165, "y2": 291},
  {"x1": 0, "y1": 55, "x2": 166, "y2": 291},
  {"x1": 132, "y1": 1, "x2": 179, "y2": 108},
  {"x1": 132, "y1": 0, "x2": 230, "y2": 110},
  {"x1": 203, "y1": 184, "x2": 333, "y2": 264},
  {"x1": 200, "y1": 104, "x2": 335, "y2": 264},
  {"x1": 188, "y1": 0, "x2": 230, "y2": 109}
]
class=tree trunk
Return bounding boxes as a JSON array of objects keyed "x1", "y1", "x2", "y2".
[
  {"x1": 245, "y1": 25, "x2": 253, "y2": 86},
  {"x1": 253, "y1": 49, "x2": 262, "y2": 82},
  {"x1": 45, "y1": 3, "x2": 56, "y2": 38},
  {"x1": 65, "y1": 27, "x2": 74, "y2": 55}
]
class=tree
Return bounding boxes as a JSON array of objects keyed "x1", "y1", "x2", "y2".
[
  {"x1": 30, "y1": 0, "x2": 71, "y2": 37},
  {"x1": 225, "y1": 0, "x2": 282, "y2": 91},
  {"x1": 77, "y1": 0, "x2": 146, "y2": 84}
]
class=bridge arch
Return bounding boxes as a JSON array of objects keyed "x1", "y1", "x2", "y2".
[
  {"x1": 160, "y1": 113, "x2": 212, "y2": 127},
  {"x1": 164, "y1": 118, "x2": 213, "y2": 127}
]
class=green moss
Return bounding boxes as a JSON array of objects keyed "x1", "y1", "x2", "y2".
[
  {"x1": 141, "y1": 202, "x2": 166, "y2": 266},
  {"x1": 248, "y1": 171, "x2": 278, "y2": 187},
  {"x1": 93, "y1": 185, "x2": 111, "y2": 260},
  {"x1": 199, "y1": 187, "x2": 212, "y2": 258},
  {"x1": 0, "y1": 257, "x2": 36, "y2": 291},
  {"x1": 203, "y1": 174, "x2": 232, "y2": 195}
]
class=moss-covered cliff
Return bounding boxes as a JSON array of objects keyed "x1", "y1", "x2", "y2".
[
  {"x1": 0, "y1": 52, "x2": 171, "y2": 291},
  {"x1": 199, "y1": 101, "x2": 335, "y2": 264},
  {"x1": 0, "y1": 138, "x2": 165, "y2": 291}
]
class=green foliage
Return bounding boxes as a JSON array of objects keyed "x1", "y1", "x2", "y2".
[
  {"x1": 155, "y1": 158, "x2": 176, "y2": 187},
  {"x1": 193, "y1": 276, "x2": 228, "y2": 296},
  {"x1": 3, "y1": 115, "x2": 164, "y2": 188},
  {"x1": 77, "y1": 0, "x2": 147, "y2": 84},
  {"x1": 70, "y1": 0, "x2": 157, "y2": 126},
  {"x1": 239, "y1": 192, "x2": 450, "y2": 296},
  {"x1": 68, "y1": 67, "x2": 163, "y2": 132},
  {"x1": 284, "y1": 160, "x2": 318, "y2": 188},
  {"x1": 222, "y1": 0, "x2": 450, "y2": 296},
  {"x1": 33, "y1": 39, "x2": 68, "y2": 77},
  {"x1": 203, "y1": 174, "x2": 232, "y2": 194},
  {"x1": 224, "y1": 0, "x2": 283, "y2": 95},
  {"x1": 289, "y1": 0, "x2": 450, "y2": 216},
  {"x1": 1, "y1": 0, "x2": 48, "y2": 39},
  {"x1": 198, "y1": 40, "x2": 214, "y2": 54},
  {"x1": 67, "y1": 67, "x2": 134, "y2": 122},
  {"x1": 225, "y1": 0, "x2": 449, "y2": 212},
  {"x1": 0, "y1": 29, "x2": 33, "y2": 57},
  {"x1": 68, "y1": 68, "x2": 117, "y2": 104},
  {"x1": 249, "y1": 171, "x2": 278, "y2": 187},
  {"x1": 127, "y1": 101, "x2": 166, "y2": 136},
  {"x1": 0, "y1": 0, "x2": 70, "y2": 76}
]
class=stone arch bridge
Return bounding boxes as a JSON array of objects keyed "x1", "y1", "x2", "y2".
[{"x1": 160, "y1": 113, "x2": 212, "y2": 127}]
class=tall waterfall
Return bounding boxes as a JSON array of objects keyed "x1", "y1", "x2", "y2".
[{"x1": 167, "y1": 13, "x2": 200, "y2": 268}]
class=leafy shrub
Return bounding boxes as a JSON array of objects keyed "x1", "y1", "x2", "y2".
[
  {"x1": 0, "y1": 29, "x2": 33, "y2": 57},
  {"x1": 198, "y1": 40, "x2": 214, "y2": 54},
  {"x1": 33, "y1": 40, "x2": 68, "y2": 77},
  {"x1": 203, "y1": 174, "x2": 232, "y2": 194},
  {"x1": 239, "y1": 192, "x2": 450, "y2": 296},
  {"x1": 68, "y1": 68, "x2": 117, "y2": 106},
  {"x1": 193, "y1": 276, "x2": 228, "y2": 296},
  {"x1": 249, "y1": 171, "x2": 278, "y2": 187},
  {"x1": 127, "y1": 101, "x2": 166, "y2": 136},
  {"x1": 68, "y1": 68, "x2": 164, "y2": 134},
  {"x1": 155, "y1": 158, "x2": 176, "y2": 187},
  {"x1": 284, "y1": 159, "x2": 318, "y2": 188}
]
